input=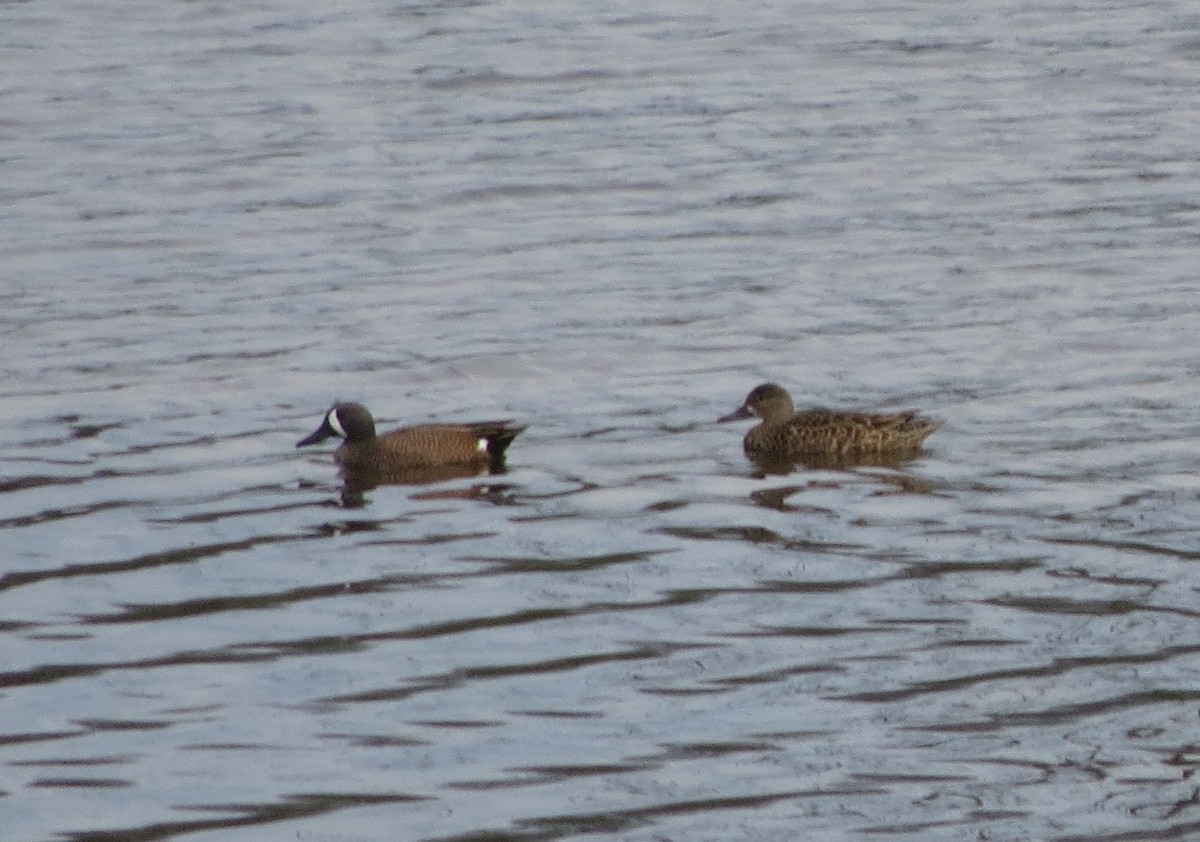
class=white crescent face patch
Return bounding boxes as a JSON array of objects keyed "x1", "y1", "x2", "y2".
[{"x1": 327, "y1": 408, "x2": 347, "y2": 438}]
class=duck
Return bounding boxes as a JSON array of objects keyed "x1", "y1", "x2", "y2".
[
  {"x1": 296, "y1": 402, "x2": 525, "y2": 472},
  {"x1": 719, "y1": 383, "x2": 938, "y2": 464}
]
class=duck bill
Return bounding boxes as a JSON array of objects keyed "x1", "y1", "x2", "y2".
[
  {"x1": 718, "y1": 405, "x2": 754, "y2": 423},
  {"x1": 296, "y1": 422, "x2": 334, "y2": 448}
]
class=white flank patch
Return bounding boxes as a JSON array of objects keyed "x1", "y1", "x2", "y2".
[
  {"x1": 327, "y1": 408, "x2": 347, "y2": 438},
  {"x1": 476, "y1": 437, "x2": 489, "y2": 452}
]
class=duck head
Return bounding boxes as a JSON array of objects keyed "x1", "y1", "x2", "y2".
[
  {"x1": 296, "y1": 402, "x2": 377, "y2": 447},
  {"x1": 718, "y1": 383, "x2": 796, "y2": 424}
]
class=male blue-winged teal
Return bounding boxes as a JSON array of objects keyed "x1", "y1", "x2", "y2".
[
  {"x1": 719, "y1": 383, "x2": 939, "y2": 463},
  {"x1": 297, "y1": 402, "x2": 525, "y2": 472}
]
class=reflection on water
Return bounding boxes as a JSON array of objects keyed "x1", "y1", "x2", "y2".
[
  {"x1": 743, "y1": 448, "x2": 935, "y2": 475},
  {"x1": 5, "y1": 0, "x2": 1200, "y2": 840},
  {"x1": 333, "y1": 460, "x2": 516, "y2": 508}
]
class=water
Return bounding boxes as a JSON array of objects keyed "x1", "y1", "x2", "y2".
[{"x1": 4, "y1": 0, "x2": 1200, "y2": 839}]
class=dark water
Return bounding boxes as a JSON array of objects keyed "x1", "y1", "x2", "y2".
[{"x1": 4, "y1": 1, "x2": 1200, "y2": 840}]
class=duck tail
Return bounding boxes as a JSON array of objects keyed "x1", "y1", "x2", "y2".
[{"x1": 470, "y1": 421, "x2": 527, "y2": 459}]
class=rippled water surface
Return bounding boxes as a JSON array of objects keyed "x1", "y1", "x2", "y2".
[{"x1": 5, "y1": 0, "x2": 1200, "y2": 839}]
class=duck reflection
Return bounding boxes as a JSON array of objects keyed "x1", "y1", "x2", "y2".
[
  {"x1": 746, "y1": 447, "x2": 929, "y2": 476},
  {"x1": 336, "y1": 460, "x2": 515, "y2": 508}
]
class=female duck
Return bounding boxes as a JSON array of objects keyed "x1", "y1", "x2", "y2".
[{"x1": 719, "y1": 383, "x2": 938, "y2": 461}]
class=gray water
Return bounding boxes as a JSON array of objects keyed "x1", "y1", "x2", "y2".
[{"x1": 4, "y1": 0, "x2": 1200, "y2": 839}]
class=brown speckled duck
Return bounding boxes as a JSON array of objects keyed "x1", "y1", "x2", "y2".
[
  {"x1": 297, "y1": 402, "x2": 524, "y2": 472},
  {"x1": 719, "y1": 383, "x2": 938, "y2": 463}
]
